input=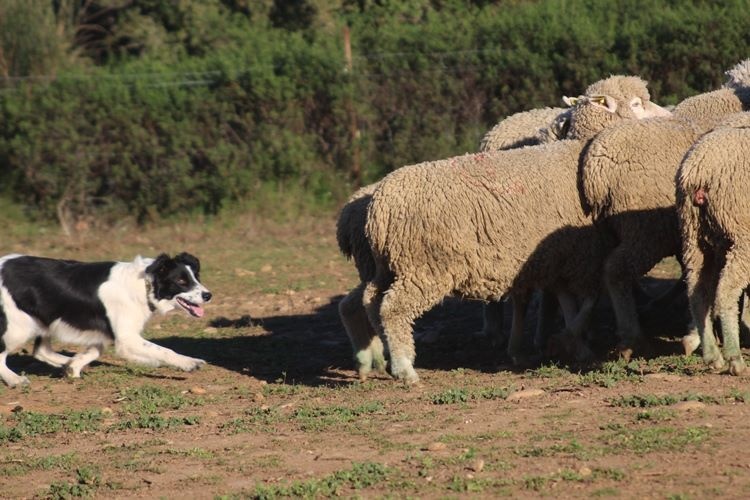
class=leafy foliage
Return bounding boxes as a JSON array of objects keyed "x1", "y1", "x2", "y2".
[{"x1": 1, "y1": 0, "x2": 749, "y2": 225}]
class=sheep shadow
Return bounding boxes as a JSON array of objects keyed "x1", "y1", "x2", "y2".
[{"x1": 154, "y1": 296, "x2": 515, "y2": 386}]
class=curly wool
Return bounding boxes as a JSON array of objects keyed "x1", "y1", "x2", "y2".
[
  {"x1": 580, "y1": 60, "x2": 750, "y2": 353},
  {"x1": 478, "y1": 107, "x2": 568, "y2": 151},
  {"x1": 677, "y1": 112, "x2": 750, "y2": 374},
  {"x1": 364, "y1": 75, "x2": 662, "y2": 382}
]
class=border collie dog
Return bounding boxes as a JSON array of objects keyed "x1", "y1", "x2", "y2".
[{"x1": 0, "y1": 252, "x2": 211, "y2": 387}]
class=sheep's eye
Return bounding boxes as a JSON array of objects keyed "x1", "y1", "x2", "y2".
[{"x1": 631, "y1": 99, "x2": 642, "y2": 107}]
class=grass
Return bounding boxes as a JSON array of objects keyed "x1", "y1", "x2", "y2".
[
  {"x1": 0, "y1": 410, "x2": 102, "y2": 443},
  {"x1": 610, "y1": 393, "x2": 718, "y2": 408},
  {"x1": 600, "y1": 424, "x2": 711, "y2": 454},
  {"x1": 245, "y1": 462, "x2": 394, "y2": 498},
  {"x1": 430, "y1": 385, "x2": 512, "y2": 405}
]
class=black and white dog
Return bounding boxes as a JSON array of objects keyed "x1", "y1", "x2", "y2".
[{"x1": 0, "y1": 252, "x2": 211, "y2": 387}]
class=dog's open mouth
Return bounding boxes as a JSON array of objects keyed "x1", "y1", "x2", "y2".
[{"x1": 177, "y1": 297, "x2": 205, "y2": 318}]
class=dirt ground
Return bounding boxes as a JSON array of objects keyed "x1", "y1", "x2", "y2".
[{"x1": 2, "y1": 213, "x2": 750, "y2": 499}]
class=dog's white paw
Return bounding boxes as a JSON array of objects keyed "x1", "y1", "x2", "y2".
[
  {"x1": 7, "y1": 375, "x2": 30, "y2": 388},
  {"x1": 179, "y1": 357, "x2": 206, "y2": 372}
]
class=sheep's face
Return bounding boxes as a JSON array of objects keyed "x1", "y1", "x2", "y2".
[{"x1": 563, "y1": 75, "x2": 670, "y2": 139}]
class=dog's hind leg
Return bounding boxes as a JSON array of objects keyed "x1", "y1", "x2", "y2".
[
  {"x1": 32, "y1": 337, "x2": 72, "y2": 368},
  {"x1": 65, "y1": 344, "x2": 103, "y2": 378},
  {"x1": 0, "y1": 306, "x2": 37, "y2": 387}
]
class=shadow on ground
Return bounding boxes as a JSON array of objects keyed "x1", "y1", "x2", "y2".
[
  {"x1": 7, "y1": 277, "x2": 693, "y2": 387},
  {"x1": 155, "y1": 276, "x2": 691, "y2": 385}
]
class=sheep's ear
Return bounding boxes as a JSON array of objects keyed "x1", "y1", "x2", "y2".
[
  {"x1": 589, "y1": 95, "x2": 618, "y2": 113},
  {"x1": 562, "y1": 96, "x2": 579, "y2": 107}
]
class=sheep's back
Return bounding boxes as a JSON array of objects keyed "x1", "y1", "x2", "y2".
[
  {"x1": 366, "y1": 142, "x2": 587, "y2": 285},
  {"x1": 582, "y1": 117, "x2": 700, "y2": 219},
  {"x1": 678, "y1": 122, "x2": 750, "y2": 242}
]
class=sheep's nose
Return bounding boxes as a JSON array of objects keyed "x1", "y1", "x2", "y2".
[{"x1": 202, "y1": 291, "x2": 213, "y2": 302}]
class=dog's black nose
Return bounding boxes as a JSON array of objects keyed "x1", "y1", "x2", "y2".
[{"x1": 202, "y1": 291, "x2": 212, "y2": 302}]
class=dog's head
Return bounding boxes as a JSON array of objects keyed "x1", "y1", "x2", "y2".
[{"x1": 144, "y1": 252, "x2": 212, "y2": 317}]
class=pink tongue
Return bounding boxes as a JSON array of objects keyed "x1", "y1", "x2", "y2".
[{"x1": 192, "y1": 304, "x2": 205, "y2": 318}]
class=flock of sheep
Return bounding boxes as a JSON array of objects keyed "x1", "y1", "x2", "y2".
[{"x1": 335, "y1": 59, "x2": 750, "y2": 384}]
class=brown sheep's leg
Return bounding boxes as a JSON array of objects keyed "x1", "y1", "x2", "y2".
[
  {"x1": 604, "y1": 245, "x2": 662, "y2": 360},
  {"x1": 507, "y1": 291, "x2": 530, "y2": 364},
  {"x1": 339, "y1": 282, "x2": 386, "y2": 380},
  {"x1": 685, "y1": 245, "x2": 723, "y2": 369},
  {"x1": 714, "y1": 245, "x2": 750, "y2": 375}
]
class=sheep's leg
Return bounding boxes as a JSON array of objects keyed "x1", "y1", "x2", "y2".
[
  {"x1": 364, "y1": 279, "x2": 436, "y2": 384},
  {"x1": 604, "y1": 245, "x2": 662, "y2": 360},
  {"x1": 339, "y1": 282, "x2": 386, "y2": 380},
  {"x1": 507, "y1": 291, "x2": 530, "y2": 364},
  {"x1": 685, "y1": 246, "x2": 723, "y2": 369},
  {"x1": 481, "y1": 301, "x2": 505, "y2": 347},
  {"x1": 563, "y1": 295, "x2": 597, "y2": 362},
  {"x1": 533, "y1": 289, "x2": 558, "y2": 352},
  {"x1": 714, "y1": 245, "x2": 750, "y2": 375}
]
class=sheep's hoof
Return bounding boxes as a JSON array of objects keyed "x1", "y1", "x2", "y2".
[
  {"x1": 704, "y1": 354, "x2": 726, "y2": 372},
  {"x1": 681, "y1": 332, "x2": 701, "y2": 357},
  {"x1": 728, "y1": 357, "x2": 746, "y2": 376},
  {"x1": 616, "y1": 344, "x2": 634, "y2": 363}
]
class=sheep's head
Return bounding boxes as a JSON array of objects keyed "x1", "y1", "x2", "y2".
[
  {"x1": 724, "y1": 59, "x2": 750, "y2": 90},
  {"x1": 563, "y1": 75, "x2": 671, "y2": 140}
]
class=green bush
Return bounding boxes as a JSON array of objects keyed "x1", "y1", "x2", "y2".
[{"x1": 1, "y1": 0, "x2": 749, "y2": 224}]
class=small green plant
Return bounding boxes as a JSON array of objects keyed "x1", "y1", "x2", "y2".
[
  {"x1": 600, "y1": 425, "x2": 710, "y2": 454},
  {"x1": 430, "y1": 386, "x2": 511, "y2": 405},
  {"x1": 250, "y1": 462, "x2": 392, "y2": 497},
  {"x1": 292, "y1": 402, "x2": 384, "y2": 431},
  {"x1": 579, "y1": 360, "x2": 643, "y2": 388},
  {"x1": 115, "y1": 415, "x2": 200, "y2": 430},
  {"x1": 0, "y1": 410, "x2": 102, "y2": 443},
  {"x1": 119, "y1": 385, "x2": 202, "y2": 414},
  {"x1": 46, "y1": 467, "x2": 101, "y2": 499}
]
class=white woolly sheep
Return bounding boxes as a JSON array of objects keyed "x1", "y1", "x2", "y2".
[
  {"x1": 362, "y1": 75, "x2": 669, "y2": 383},
  {"x1": 677, "y1": 111, "x2": 750, "y2": 375},
  {"x1": 579, "y1": 60, "x2": 750, "y2": 360},
  {"x1": 337, "y1": 106, "x2": 575, "y2": 379}
]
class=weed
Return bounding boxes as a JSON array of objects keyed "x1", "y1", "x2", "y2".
[
  {"x1": 119, "y1": 385, "x2": 202, "y2": 414},
  {"x1": 220, "y1": 407, "x2": 283, "y2": 434},
  {"x1": 610, "y1": 393, "x2": 718, "y2": 408},
  {"x1": 0, "y1": 410, "x2": 102, "y2": 443},
  {"x1": 600, "y1": 425, "x2": 710, "y2": 454},
  {"x1": 430, "y1": 386, "x2": 511, "y2": 405},
  {"x1": 250, "y1": 462, "x2": 392, "y2": 497},
  {"x1": 292, "y1": 401, "x2": 384, "y2": 431},
  {"x1": 527, "y1": 363, "x2": 572, "y2": 379},
  {"x1": 579, "y1": 360, "x2": 643, "y2": 388},
  {"x1": 115, "y1": 414, "x2": 200, "y2": 430},
  {"x1": 46, "y1": 467, "x2": 101, "y2": 499}
]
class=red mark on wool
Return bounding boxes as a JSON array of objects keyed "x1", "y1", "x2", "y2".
[{"x1": 693, "y1": 187, "x2": 707, "y2": 207}]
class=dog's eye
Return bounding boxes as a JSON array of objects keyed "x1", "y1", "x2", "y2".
[{"x1": 177, "y1": 278, "x2": 188, "y2": 286}]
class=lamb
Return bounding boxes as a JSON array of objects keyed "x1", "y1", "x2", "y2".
[
  {"x1": 362, "y1": 75, "x2": 670, "y2": 383},
  {"x1": 677, "y1": 111, "x2": 750, "y2": 375},
  {"x1": 337, "y1": 105, "x2": 574, "y2": 379},
  {"x1": 579, "y1": 60, "x2": 750, "y2": 360}
]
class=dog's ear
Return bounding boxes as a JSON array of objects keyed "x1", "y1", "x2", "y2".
[
  {"x1": 175, "y1": 252, "x2": 200, "y2": 276},
  {"x1": 146, "y1": 253, "x2": 173, "y2": 277}
]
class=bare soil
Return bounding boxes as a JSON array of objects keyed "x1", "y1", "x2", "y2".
[{"x1": 1, "y1": 213, "x2": 750, "y2": 499}]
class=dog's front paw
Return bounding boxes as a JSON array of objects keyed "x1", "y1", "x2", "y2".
[
  {"x1": 179, "y1": 357, "x2": 206, "y2": 372},
  {"x1": 7, "y1": 374, "x2": 30, "y2": 388}
]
